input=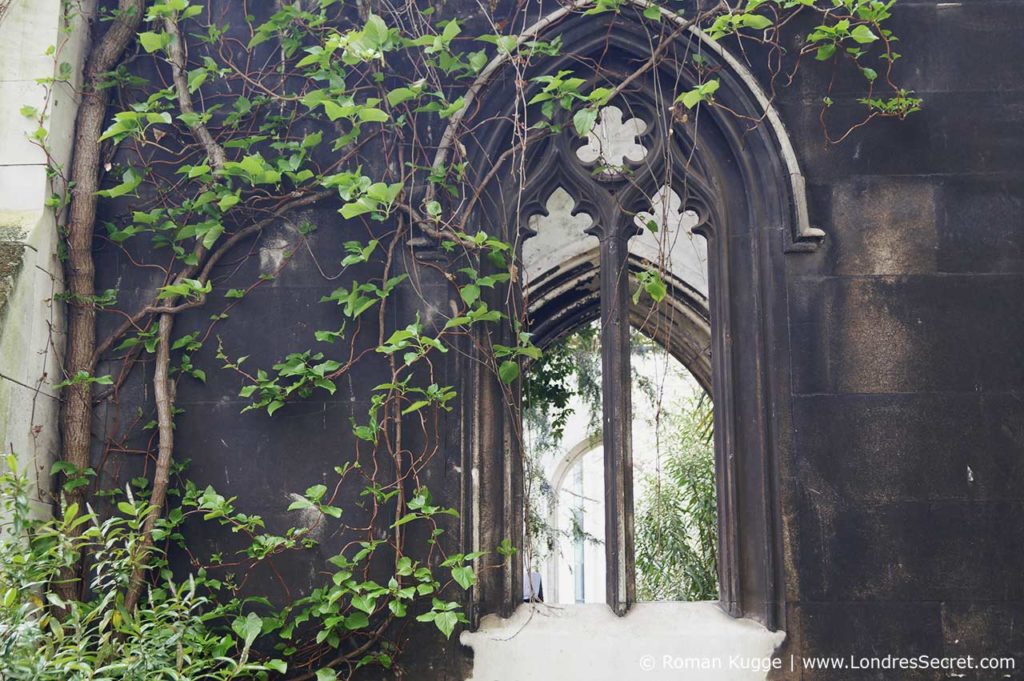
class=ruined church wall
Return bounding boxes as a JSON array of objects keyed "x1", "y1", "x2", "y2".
[
  {"x1": 778, "y1": 0, "x2": 1024, "y2": 674},
  {"x1": 1, "y1": 0, "x2": 1021, "y2": 678}
]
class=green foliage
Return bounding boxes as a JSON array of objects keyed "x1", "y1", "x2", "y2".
[
  {"x1": 523, "y1": 323, "x2": 601, "y2": 442},
  {"x1": 529, "y1": 70, "x2": 613, "y2": 134},
  {"x1": 522, "y1": 328, "x2": 717, "y2": 601},
  {"x1": 676, "y1": 79, "x2": 720, "y2": 110},
  {"x1": 99, "y1": 111, "x2": 172, "y2": 144},
  {"x1": 634, "y1": 395, "x2": 719, "y2": 602},
  {"x1": 633, "y1": 269, "x2": 668, "y2": 304},
  {"x1": 53, "y1": 371, "x2": 114, "y2": 390},
  {"x1": 1, "y1": 453, "x2": 484, "y2": 678},
  {"x1": 49, "y1": 461, "x2": 97, "y2": 494},
  {"x1": 30, "y1": 0, "x2": 919, "y2": 673},
  {"x1": 221, "y1": 348, "x2": 341, "y2": 416},
  {"x1": 0, "y1": 457, "x2": 278, "y2": 680},
  {"x1": 95, "y1": 167, "x2": 144, "y2": 198},
  {"x1": 859, "y1": 89, "x2": 923, "y2": 118}
]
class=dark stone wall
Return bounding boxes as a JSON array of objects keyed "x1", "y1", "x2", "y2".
[
  {"x1": 88, "y1": 0, "x2": 1024, "y2": 678},
  {"x1": 90, "y1": 4, "x2": 487, "y2": 677},
  {"x1": 778, "y1": 0, "x2": 1024, "y2": 676}
]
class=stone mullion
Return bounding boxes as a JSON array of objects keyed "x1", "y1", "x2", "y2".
[{"x1": 598, "y1": 231, "x2": 636, "y2": 616}]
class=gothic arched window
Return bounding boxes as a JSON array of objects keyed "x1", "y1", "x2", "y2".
[{"x1": 430, "y1": 4, "x2": 824, "y2": 631}]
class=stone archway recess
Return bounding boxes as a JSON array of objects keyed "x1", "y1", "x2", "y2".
[{"x1": 433, "y1": 0, "x2": 824, "y2": 630}]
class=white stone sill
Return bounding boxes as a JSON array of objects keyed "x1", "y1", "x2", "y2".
[{"x1": 462, "y1": 602, "x2": 785, "y2": 681}]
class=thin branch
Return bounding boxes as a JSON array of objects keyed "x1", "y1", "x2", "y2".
[{"x1": 163, "y1": 11, "x2": 227, "y2": 170}]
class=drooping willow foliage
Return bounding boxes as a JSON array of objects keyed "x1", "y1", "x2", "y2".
[
  {"x1": 634, "y1": 393, "x2": 717, "y2": 602},
  {"x1": 5, "y1": 0, "x2": 918, "y2": 676}
]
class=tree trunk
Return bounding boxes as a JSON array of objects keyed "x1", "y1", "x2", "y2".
[{"x1": 57, "y1": 0, "x2": 144, "y2": 603}]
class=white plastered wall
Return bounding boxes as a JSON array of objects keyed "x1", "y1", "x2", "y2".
[{"x1": 0, "y1": 0, "x2": 95, "y2": 513}]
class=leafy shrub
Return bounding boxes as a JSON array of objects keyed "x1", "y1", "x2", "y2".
[
  {"x1": 0, "y1": 453, "x2": 479, "y2": 679},
  {"x1": 0, "y1": 456, "x2": 277, "y2": 680}
]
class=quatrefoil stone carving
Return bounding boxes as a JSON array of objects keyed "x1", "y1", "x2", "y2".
[{"x1": 575, "y1": 105, "x2": 648, "y2": 173}]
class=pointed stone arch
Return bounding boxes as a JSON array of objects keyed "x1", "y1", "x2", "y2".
[{"x1": 443, "y1": 2, "x2": 821, "y2": 631}]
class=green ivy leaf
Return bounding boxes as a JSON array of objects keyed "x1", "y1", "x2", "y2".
[
  {"x1": 218, "y1": 193, "x2": 240, "y2": 211},
  {"x1": 345, "y1": 611, "x2": 370, "y2": 629},
  {"x1": 363, "y1": 14, "x2": 391, "y2": 48},
  {"x1": 468, "y1": 50, "x2": 488, "y2": 72},
  {"x1": 678, "y1": 89, "x2": 703, "y2": 109},
  {"x1": 187, "y1": 68, "x2": 208, "y2": 93},
  {"x1": 358, "y1": 107, "x2": 389, "y2": 123},
  {"x1": 289, "y1": 498, "x2": 314, "y2": 512},
  {"x1": 402, "y1": 400, "x2": 430, "y2": 415},
  {"x1": 340, "y1": 199, "x2": 375, "y2": 219},
  {"x1": 850, "y1": 24, "x2": 879, "y2": 44},
  {"x1": 573, "y1": 107, "x2": 598, "y2": 137},
  {"x1": 451, "y1": 565, "x2": 476, "y2": 590},
  {"x1": 351, "y1": 593, "x2": 377, "y2": 615},
  {"x1": 676, "y1": 79, "x2": 719, "y2": 109},
  {"x1": 96, "y1": 167, "x2": 143, "y2": 199},
  {"x1": 645, "y1": 275, "x2": 667, "y2": 303},
  {"x1": 741, "y1": 14, "x2": 773, "y2": 30},
  {"x1": 815, "y1": 43, "x2": 836, "y2": 61},
  {"x1": 231, "y1": 612, "x2": 262, "y2": 649},
  {"x1": 387, "y1": 87, "x2": 420, "y2": 107},
  {"x1": 498, "y1": 360, "x2": 519, "y2": 384},
  {"x1": 434, "y1": 610, "x2": 459, "y2": 639},
  {"x1": 460, "y1": 284, "x2": 480, "y2": 306},
  {"x1": 139, "y1": 31, "x2": 170, "y2": 53}
]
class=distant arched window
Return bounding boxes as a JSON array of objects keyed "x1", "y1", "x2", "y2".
[{"x1": 434, "y1": 3, "x2": 823, "y2": 631}]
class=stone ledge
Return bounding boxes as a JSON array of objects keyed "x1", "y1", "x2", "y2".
[{"x1": 461, "y1": 602, "x2": 786, "y2": 681}]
